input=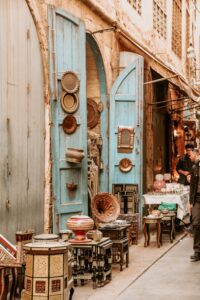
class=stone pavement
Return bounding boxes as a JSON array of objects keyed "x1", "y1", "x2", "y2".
[
  {"x1": 117, "y1": 235, "x2": 200, "y2": 300},
  {"x1": 73, "y1": 230, "x2": 197, "y2": 300}
]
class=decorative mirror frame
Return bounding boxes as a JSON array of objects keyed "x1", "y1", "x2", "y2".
[{"x1": 117, "y1": 127, "x2": 134, "y2": 153}]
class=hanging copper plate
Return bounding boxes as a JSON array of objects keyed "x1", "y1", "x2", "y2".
[
  {"x1": 119, "y1": 158, "x2": 132, "y2": 173},
  {"x1": 61, "y1": 71, "x2": 79, "y2": 93},
  {"x1": 62, "y1": 115, "x2": 77, "y2": 134},
  {"x1": 87, "y1": 99, "x2": 100, "y2": 129},
  {"x1": 61, "y1": 93, "x2": 79, "y2": 113}
]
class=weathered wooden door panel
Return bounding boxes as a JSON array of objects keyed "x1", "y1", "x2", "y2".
[
  {"x1": 109, "y1": 57, "x2": 144, "y2": 204},
  {"x1": 49, "y1": 8, "x2": 88, "y2": 233},
  {"x1": 0, "y1": 0, "x2": 45, "y2": 242}
]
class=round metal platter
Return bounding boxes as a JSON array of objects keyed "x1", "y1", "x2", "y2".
[
  {"x1": 119, "y1": 158, "x2": 133, "y2": 173},
  {"x1": 61, "y1": 71, "x2": 79, "y2": 93},
  {"x1": 87, "y1": 98, "x2": 100, "y2": 129},
  {"x1": 62, "y1": 115, "x2": 77, "y2": 134},
  {"x1": 61, "y1": 92, "x2": 79, "y2": 113}
]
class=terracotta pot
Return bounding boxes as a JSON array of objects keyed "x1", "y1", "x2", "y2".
[
  {"x1": 66, "y1": 215, "x2": 94, "y2": 242},
  {"x1": 66, "y1": 148, "x2": 84, "y2": 163}
]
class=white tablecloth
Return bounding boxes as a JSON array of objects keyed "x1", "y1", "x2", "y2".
[{"x1": 142, "y1": 192, "x2": 190, "y2": 220}]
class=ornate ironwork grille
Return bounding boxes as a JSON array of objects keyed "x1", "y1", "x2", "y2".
[
  {"x1": 127, "y1": 0, "x2": 142, "y2": 15},
  {"x1": 172, "y1": 0, "x2": 182, "y2": 58},
  {"x1": 153, "y1": 0, "x2": 167, "y2": 39}
]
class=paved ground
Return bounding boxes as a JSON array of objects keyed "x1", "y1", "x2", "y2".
[
  {"x1": 73, "y1": 230, "x2": 199, "y2": 300},
  {"x1": 117, "y1": 235, "x2": 200, "y2": 300}
]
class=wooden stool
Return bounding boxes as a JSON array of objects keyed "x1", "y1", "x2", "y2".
[
  {"x1": 112, "y1": 238, "x2": 129, "y2": 271},
  {"x1": 143, "y1": 216, "x2": 162, "y2": 248},
  {"x1": 161, "y1": 212, "x2": 176, "y2": 243}
]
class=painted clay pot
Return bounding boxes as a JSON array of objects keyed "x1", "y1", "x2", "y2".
[
  {"x1": 66, "y1": 215, "x2": 94, "y2": 243},
  {"x1": 153, "y1": 180, "x2": 166, "y2": 192},
  {"x1": 66, "y1": 148, "x2": 85, "y2": 163}
]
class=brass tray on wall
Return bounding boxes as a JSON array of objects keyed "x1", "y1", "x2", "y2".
[
  {"x1": 87, "y1": 98, "x2": 100, "y2": 129},
  {"x1": 62, "y1": 115, "x2": 77, "y2": 134},
  {"x1": 61, "y1": 71, "x2": 80, "y2": 93},
  {"x1": 119, "y1": 158, "x2": 133, "y2": 173},
  {"x1": 61, "y1": 93, "x2": 79, "y2": 113}
]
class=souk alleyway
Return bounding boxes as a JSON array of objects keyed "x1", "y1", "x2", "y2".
[{"x1": 73, "y1": 233, "x2": 200, "y2": 300}]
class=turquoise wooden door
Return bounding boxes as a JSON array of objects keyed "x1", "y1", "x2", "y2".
[
  {"x1": 49, "y1": 8, "x2": 88, "y2": 233},
  {"x1": 109, "y1": 56, "x2": 144, "y2": 205}
]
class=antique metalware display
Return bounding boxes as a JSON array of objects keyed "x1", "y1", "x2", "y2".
[
  {"x1": 66, "y1": 215, "x2": 94, "y2": 243},
  {"x1": 119, "y1": 158, "x2": 133, "y2": 173},
  {"x1": 61, "y1": 71, "x2": 79, "y2": 93},
  {"x1": 91, "y1": 193, "x2": 120, "y2": 223},
  {"x1": 21, "y1": 234, "x2": 72, "y2": 300},
  {"x1": 61, "y1": 92, "x2": 79, "y2": 113},
  {"x1": 62, "y1": 115, "x2": 78, "y2": 134},
  {"x1": 66, "y1": 148, "x2": 85, "y2": 163},
  {"x1": 87, "y1": 98, "x2": 100, "y2": 129},
  {"x1": 66, "y1": 181, "x2": 78, "y2": 191}
]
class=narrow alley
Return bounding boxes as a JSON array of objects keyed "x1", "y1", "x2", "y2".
[{"x1": 73, "y1": 234, "x2": 200, "y2": 300}]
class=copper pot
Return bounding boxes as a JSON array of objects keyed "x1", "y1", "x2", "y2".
[{"x1": 66, "y1": 148, "x2": 85, "y2": 163}]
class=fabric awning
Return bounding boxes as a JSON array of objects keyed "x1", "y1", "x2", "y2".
[
  {"x1": 117, "y1": 31, "x2": 200, "y2": 103},
  {"x1": 150, "y1": 60, "x2": 200, "y2": 103}
]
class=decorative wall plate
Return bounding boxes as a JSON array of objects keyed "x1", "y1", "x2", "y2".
[
  {"x1": 62, "y1": 115, "x2": 77, "y2": 134},
  {"x1": 61, "y1": 71, "x2": 79, "y2": 93},
  {"x1": 61, "y1": 93, "x2": 79, "y2": 113},
  {"x1": 97, "y1": 101, "x2": 104, "y2": 112},
  {"x1": 119, "y1": 158, "x2": 132, "y2": 173},
  {"x1": 87, "y1": 98, "x2": 100, "y2": 129}
]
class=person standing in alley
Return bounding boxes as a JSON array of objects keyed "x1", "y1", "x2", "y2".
[
  {"x1": 176, "y1": 143, "x2": 194, "y2": 185},
  {"x1": 189, "y1": 149, "x2": 200, "y2": 262}
]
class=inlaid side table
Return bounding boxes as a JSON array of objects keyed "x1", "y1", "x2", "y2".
[
  {"x1": 143, "y1": 216, "x2": 162, "y2": 248},
  {"x1": 112, "y1": 237, "x2": 129, "y2": 271}
]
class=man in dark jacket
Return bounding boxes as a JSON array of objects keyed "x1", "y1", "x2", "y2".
[
  {"x1": 189, "y1": 150, "x2": 200, "y2": 261},
  {"x1": 176, "y1": 143, "x2": 194, "y2": 185}
]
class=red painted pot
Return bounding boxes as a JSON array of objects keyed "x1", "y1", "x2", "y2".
[{"x1": 66, "y1": 215, "x2": 94, "y2": 243}]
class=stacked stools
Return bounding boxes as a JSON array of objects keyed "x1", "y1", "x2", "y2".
[
  {"x1": 117, "y1": 213, "x2": 139, "y2": 245},
  {"x1": 160, "y1": 211, "x2": 176, "y2": 243},
  {"x1": 100, "y1": 225, "x2": 129, "y2": 271}
]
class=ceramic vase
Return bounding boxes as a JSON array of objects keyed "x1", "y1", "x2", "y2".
[
  {"x1": 153, "y1": 180, "x2": 166, "y2": 192},
  {"x1": 66, "y1": 215, "x2": 94, "y2": 243}
]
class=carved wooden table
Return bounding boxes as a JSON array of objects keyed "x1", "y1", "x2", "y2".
[
  {"x1": 143, "y1": 216, "x2": 162, "y2": 248},
  {"x1": 100, "y1": 226, "x2": 130, "y2": 271},
  {"x1": 70, "y1": 237, "x2": 112, "y2": 288}
]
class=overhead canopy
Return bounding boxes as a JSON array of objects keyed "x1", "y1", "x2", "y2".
[
  {"x1": 117, "y1": 31, "x2": 200, "y2": 103},
  {"x1": 150, "y1": 59, "x2": 200, "y2": 103}
]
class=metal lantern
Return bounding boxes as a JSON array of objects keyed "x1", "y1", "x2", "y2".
[{"x1": 21, "y1": 234, "x2": 72, "y2": 300}]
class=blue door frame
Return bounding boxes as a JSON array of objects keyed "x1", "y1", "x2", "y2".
[
  {"x1": 109, "y1": 56, "x2": 144, "y2": 217},
  {"x1": 49, "y1": 7, "x2": 88, "y2": 233}
]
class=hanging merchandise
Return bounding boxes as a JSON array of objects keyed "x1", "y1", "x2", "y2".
[
  {"x1": 61, "y1": 71, "x2": 80, "y2": 93},
  {"x1": 61, "y1": 92, "x2": 79, "y2": 113},
  {"x1": 119, "y1": 158, "x2": 133, "y2": 173},
  {"x1": 62, "y1": 115, "x2": 77, "y2": 134},
  {"x1": 87, "y1": 98, "x2": 100, "y2": 129}
]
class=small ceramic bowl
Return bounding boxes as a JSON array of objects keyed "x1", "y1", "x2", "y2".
[{"x1": 162, "y1": 209, "x2": 169, "y2": 214}]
